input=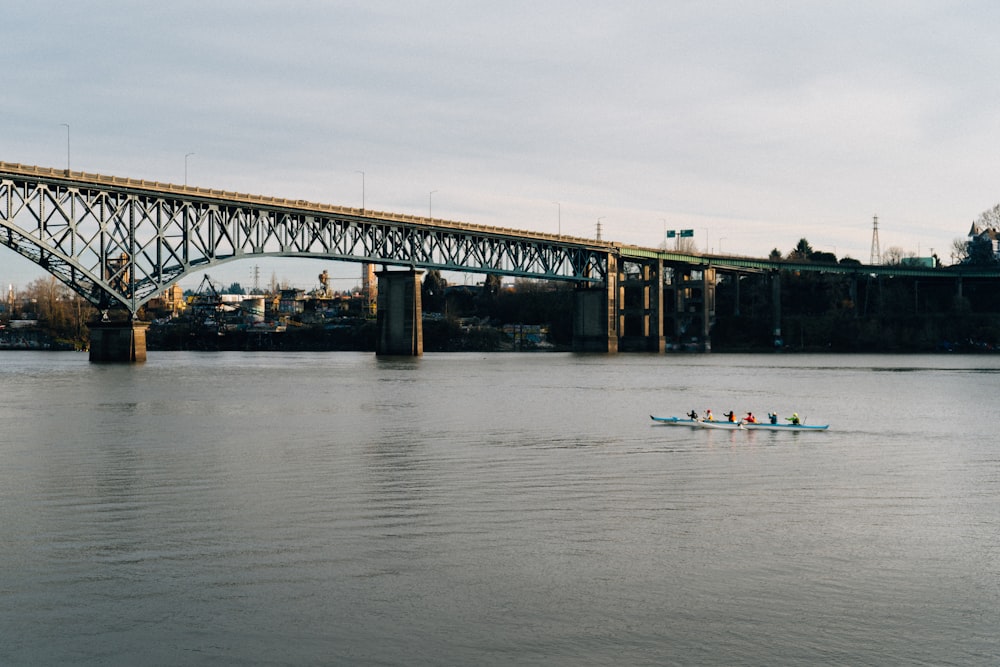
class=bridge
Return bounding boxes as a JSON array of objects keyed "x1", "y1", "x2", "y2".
[{"x1": 3, "y1": 161, "x2": 998, "y2": 361}]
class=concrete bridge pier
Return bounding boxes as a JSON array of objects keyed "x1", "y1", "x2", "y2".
[
  {"x1": 771, "y1": 271, "x2": 783, "y2": 348},
  {"x1": 88, "y1": 320, "x2": 149, "y2": 362},
  {"x1": 663, "y1": 266, "x2": 715, "y2": 351},
  {"x1": 572, "y1": 255, "x2": 619, "y2": 353},
  {"x1": 376, "y1": 269, "x2": 424, "y2": 356},
  {"x1": 619, "y1": 259, "x2": 666, "y2": 352}
]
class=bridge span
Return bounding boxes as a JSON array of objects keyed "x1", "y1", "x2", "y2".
[{"x1": 3, "y1": 161, "x2": 997, "y2": 361}]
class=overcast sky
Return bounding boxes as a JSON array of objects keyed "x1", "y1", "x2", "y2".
[{"x1": 3, "y1": 1, "x2": 999, "y2": 291}]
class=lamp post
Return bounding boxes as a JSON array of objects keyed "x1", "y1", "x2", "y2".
[
  {"x1": 184, "y1": 152, "x2": 195, "y2": 186},
  {"x1": 356, "y1": 171, "x2": 365, "y2": 213},
  {"x1": 553, "y1": 201, "x2": 561, "y2": 237},
  {"x1": 60, "y1": 123, "x2": 70, "y2": 172},
  {"x1": 429, "y1": 190, "x2": 437, "y2": 220},
  {"x1": 719, "y1": 237, "x2": 727, "y2": 255}
]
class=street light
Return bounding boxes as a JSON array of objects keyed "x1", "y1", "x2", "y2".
[
  {"x1": 429, "y1": 190, "x2": 438, "y2": 219},
  {"x1": 184, "y1": 152, "x2": 195, "y2": 186},
  {"x1": 553, "y1": 201, "x2": 561, "y2": 237},
  {"x1": 60, "y1": 123, "x2": 70, "y2": 172},
  {"x1": 356, "y1": 171, "x2": 365, "y2": 213},
  {"x1": 719, "y1": 237, "x2": 727, "y2": 255}
]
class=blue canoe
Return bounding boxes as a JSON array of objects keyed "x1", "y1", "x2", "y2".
[
  {"x1": 649, "y1": 415, "x2": 701, "y2": 426},
  {"x1": 651, "y1": 415, "x2": 829, "y2": 431}
]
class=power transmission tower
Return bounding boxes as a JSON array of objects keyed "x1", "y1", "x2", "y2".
[{"x1": 869, "y1": 215, "x2": 881, "y2": 264}]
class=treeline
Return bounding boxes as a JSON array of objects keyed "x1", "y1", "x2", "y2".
[
  {"x1": 714, "y1": 237, "x2": 1000, "y2": 352},
  {"x1": 1, "y1": 277, "x2": 96, "y2": 348},
  {"x1": 714, "y1": 271, "x2": 1000, "y2": 352}
]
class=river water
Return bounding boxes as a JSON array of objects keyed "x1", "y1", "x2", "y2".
[{"x1": 1, "y1": 351, "x2": 998, "y2": 665}]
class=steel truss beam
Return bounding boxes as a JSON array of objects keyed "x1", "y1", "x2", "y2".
[{"x1": 1, "y1": 163, "x2": 609, "y2": 316}]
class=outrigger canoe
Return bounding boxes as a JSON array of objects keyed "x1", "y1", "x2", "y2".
[
  {"x1": 649, "y1": 415, "x2": 701, "y2": 426},
  {"x1": 742, "y1": 422, "x2": 828, "y2": 431},
  {"x1": 650, "y1": 415, "x2": 829, "y2": 431}
]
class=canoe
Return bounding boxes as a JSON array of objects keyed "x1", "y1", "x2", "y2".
[
  {"x1": 745, "y1": 422, "x2": 829, "y2": 431},
  {"x1": 651, "y1": 415, "x2": 830, "y2": 431},
  {"x1": 702, "y1": 420, "x2": 829, "y2": 431},
  {"x1": 649, "y1": 415, "x2": 701, "y2": 426},
  {"x1": 696, "y1": 420, "x2": 745, "y2": 430}
]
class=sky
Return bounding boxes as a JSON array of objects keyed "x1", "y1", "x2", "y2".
[{"x1": 3, "y1": 1, "x2": 1000, "y2": 292}]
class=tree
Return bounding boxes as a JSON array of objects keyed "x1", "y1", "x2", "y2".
[
  {"x1": 21, "y1": 276, "x2": 94, "y2": 342},
  {"x1": 677, "y1": 237, "x2": 699, "y2": 253},
  {"x1": 475, "y1": 273, "x2": 502, "y2": 318},
  {"x1": 421, "y1": 270, "x2": 447, "y2": 312},
  {"x1": 769, "y1": 248, "x2": 783, "y2": 261},
  {"x1": 966, "y1": 235, "x2": 999, "y2": 266},
  {"x1": 952, "y1": 237, "x2": 970, "y2": 264},
  {"x1": 972, "y1": 203, "x2": 1000, "y2": 233},
  {"x1": 788, "y1": 239, "x2": 813, "y2": 261},
  {"x1": 809, "y1": 250, "x2": 838, "y2": 263},
  {"x1": 883, "y1": 246, "x2": 905, "y2": 265}
]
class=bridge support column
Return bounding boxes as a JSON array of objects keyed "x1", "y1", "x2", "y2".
[
  {"x1": 648, "y1": 259, "x2": 666, "y2": 352},
  {"x1": 771, "y1": 271, "x2": 783, "y2": 348},
  {"x1": 88, "y1": 320, "x2": 149, "y2": 363},
  {"x1": 376, "y1": 269, "x2": 423, "y2": 356},
  {"x1": 664, "y1": 266, "x2": 714, "y2": 351},
  {"x1": 572, "y1": 255, "x2": 619, "y2": 353},
  {"x1": 619, "y1": 259, "x2": 665, "y2": 352},
  {"x1": 700, "y1": 268, "x2": 715, "y2": 352}
]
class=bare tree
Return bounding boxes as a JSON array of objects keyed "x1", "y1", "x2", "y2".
[
  {"x1": 659, "y1": 236, "x2": 699, "y2": 253},
  {"x1": 952, "y1": 237, "x2": 970, "y2": 264},
  {"x1": 677, "y1": 237, "x2": 699, "y2": 253},
  {"x1": 22, "y1": 276, "x2": 92, "y2": 339},
  {"x1": 973, "y1": 203, "x2": 1000, "y2": 233},
  {"x1": 883, "y1": 246, "x2": 905, "y2": 265}
]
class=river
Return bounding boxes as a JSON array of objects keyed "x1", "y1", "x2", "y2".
[{"x1": 1, "y1": 351, "x2": 998, "y2": 665}]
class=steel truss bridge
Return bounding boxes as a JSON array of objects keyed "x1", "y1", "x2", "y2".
[
  {"x1": 3, "y1": 161, "x2": 998, "y2": 319},
  {"x1": 0, "y1": 162, "x2": 612, "y2": 317}
]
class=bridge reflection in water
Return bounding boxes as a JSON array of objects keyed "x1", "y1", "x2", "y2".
[{"x1": 2, "y1": 161, "x2": 995, "y2": 361}]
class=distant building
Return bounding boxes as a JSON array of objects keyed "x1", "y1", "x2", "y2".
[
  {"x1": 968, "y1": 222, "x2": 1000, "y2": 260},
  {"x1": 278, "y1": 288, "x2": 306, "y2": 314},
  {"x1": 145, "y1": 284, "x2": 186, "y2": 317}
]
